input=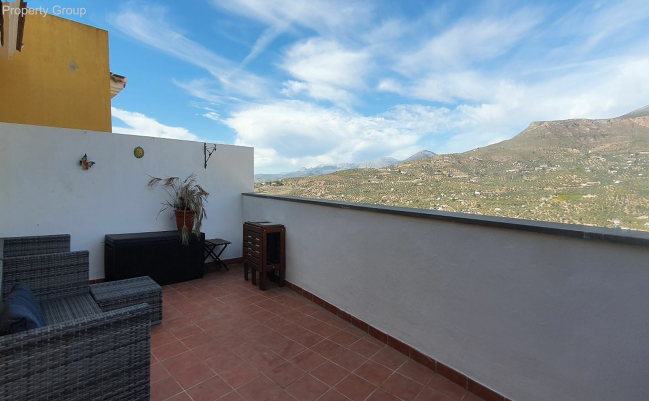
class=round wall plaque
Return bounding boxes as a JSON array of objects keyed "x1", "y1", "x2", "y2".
[{"x1": 134, "y1": 146, "x2": 144, "y2": 159}]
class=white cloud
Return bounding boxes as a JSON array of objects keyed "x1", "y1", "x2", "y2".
[
  {"x1": 379, "y1": 71, "x2": 504, "y2": 103},
  {"x1": 210, "y1": 0, "x2": 372, "y2": 37},
  {"x1": 108, "y1": 5, "x2": 267, "y2": 98},
  {"x1": 211, "y1": 0, "x2": 374, "y2": 76},
  {"x1": 173, "y1": 79, "x2": 243, "y2": 104},
  {"x1": 435, "y1": 56, "x2": 649, "y2": 154},
  {"x1": 115, "y1": 1, "x2": 649, "y2": 171},
  {"x1": 225, "y1": 100, "x2": 449, "y2": 172},
  {"x1": 112, "y1": 107, "x2": 199, "y2": 141},
  {"x1": 226, "y1": 53, "x2": 649, "y2": 170},
  {"x1": 394, "y1": 8, "x2": 544, "y2": 75},
  {"x1": 280, "y1": 38, "x2": 371, "y2": 105}
]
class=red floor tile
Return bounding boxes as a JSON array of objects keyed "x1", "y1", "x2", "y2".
[
  {"x1": 330, "y1": 349, "x2": 367, "y2": 372},
  {"x1": 151, "y1": 363, "x2": 170, "y2": 383},
  {"x1": 334, "y1": 374, "x2": 376, "y2": 401},
  {"x1": 192, "y1": 341, "x2": 230, "y2": 361},
  {"x1": 153, "y1": 268, "x2": 491, "y2": 401},
  {"x1": 427, "y1": 375, "x2": 466, "y2": 401},
  {"x1": 173, "y1": 362, "x2": 216, "y2": 390},
  {"x1": 204, "y1": 350, "x2": 244, "y2": 373},
  {"x1": 162, "y1": 351, "x2": 202, "y2": 375},
  {"x1": 237, "y1": 375, "x2": 283, "y2": 401},
  {"x1": 295, "y1": 316, "x2": 322, "y2": 331},
  {"x1": 397, "y1": 360, "x2": 435, "y2": 385},
  {"x1": 206, "y1": 324, "x2": 238, "y2": 339},
  {"x1": 286, "y1": 374, "x2": 330, "y2": 401},
  {"x1": 151, "y1": 376, "x2": 183, "y2": 401},
  {"x1": 185, "y1": 308, "x2": 216, "y2": 322},
  {"x1": 308, "y1": 322, "x2": 340, "y2": 338},
  {"x1": 248, "y1": 349, "x2": 286, "y2": 372},
  {"x1": 310, "y1": 361, "x2": 349, "y2": 387},
  {"x1": 367, "y1": 388, "x2": 401, "y2": 401},
  {"x1": 153, "y1": 341, "x2": 190, "y2": 362},
  {"x1": 293, "y1": 331, "x2": 325, "y2": 348},
  {"x1": 266, "y1": 361, "x2": 307, "y2": 388},
  {"x1": 220, "y1": 332, "x2": 250, "y2": 348},
  {"x1": 278, "y1": 323, "x2": 306, "y2": 337},
  {"x1": 329, "y1": 330, "x2": 362, "y2": 347},
  {"x1": 381, "y1": 373, "x2": 424, "y2": 401},
  {"x1": 290, "y1": 350, "x2": 327, "y2": 372},
  {"x1": 219, "y1": 392, "x2": 247, "y2": 401},
  {"x1": 233, "y1": 340, "x2": 270, "y2": 360},
  {"x1": 371, "y1": 347, "x2": 408, "y2": 370},
  {"x1": 166, "y1": 392, "x2": 193, "y2": 401},
  {"x1": 348, "y1": 338, "x2": 384, "y2": 358},
  {"x1": 152, "y1": 331, "x2": 178, "y2": 349},
  {"x1": 180, "y1": 332, "x2": 214, "y2": 349},
  {"x1": 186, "y1": 376, "x2": 233, "y2": 401},
  {"x1": 317, "y1": 389, "x2": 350, "y2": 401},
  {"x1": 354, "y1": 361, "x2": 392, "y2": 386},
  {"x1": 219, "y1": 362, "x2": 261, "y2": 388},
  {"x1": 414, "y1": 388, "x2": 453, "y2": 401},
  {"x1": 266, "y1": 391, "x2": 300, "y2": 401},
  {"x1": 273, "y1": 340, "x2": 308, "y2": 360},
  {"x1": 310, "y1": 340, "x2": 344, "y2": 359},
  {"x1": 173, "y1": 324, "x2": 204, "y2": 340}
]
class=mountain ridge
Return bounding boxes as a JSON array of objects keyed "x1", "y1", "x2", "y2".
[
  {"x1": 255, "y1": 150, "x2": 436, "y2": 183},
  {"x1": 256, "y1": 104, "x2": 649, "y2": 231}
]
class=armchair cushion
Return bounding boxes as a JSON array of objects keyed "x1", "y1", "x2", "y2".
[
  {"x1": 0, "y1": 284, "x2": 45, "y2": 335},
  {"x1": 41, "y1": 293, "x2": 101, "y2": 325}
]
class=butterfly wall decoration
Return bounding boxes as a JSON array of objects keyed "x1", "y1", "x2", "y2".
[{"x1": 79, "y1": 154, "x2": 95, "y2": 170}]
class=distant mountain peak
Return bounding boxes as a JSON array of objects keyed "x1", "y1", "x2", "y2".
[
  {"x1": 255, "y1": 150, "x2": 437, "y2": 182},
  {"x1": 618, "y1": 105, "x2": 649, "y2": 119},
  {"x1": 404, "y1": 150, "x2": 436, "y2": 162}
]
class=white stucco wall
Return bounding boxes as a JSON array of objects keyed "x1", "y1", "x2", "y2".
[
  {"x1": 243, "y1": 194, "x2": 649, "y2": 401},
  {"x1": 0, "y1": 123, "x2": 253, "y2": 279}
]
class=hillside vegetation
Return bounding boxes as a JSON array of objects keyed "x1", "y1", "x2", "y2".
[{"x1": 256, "y1": 107, "x2": 649, "y2": 231}]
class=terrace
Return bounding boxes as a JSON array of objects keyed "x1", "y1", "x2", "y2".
[
  {"x1": 2, "y1": 123, "x2": 649, "y2": 401},
  {"x1": 152, "y1": 265, "x2": 470, "y2": 401}
]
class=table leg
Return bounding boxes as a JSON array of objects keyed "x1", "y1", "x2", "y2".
[
  {"x1": 215, "y1": 244, "x2": 229, "y2": 271},
  {"x1": 259, "y1": 267, "x2": 267, "y2": 291}
]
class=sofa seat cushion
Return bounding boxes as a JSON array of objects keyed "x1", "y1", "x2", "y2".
[
  {"x1": 0, "y1": 284, "x2": 46, "y2": 335},
  {"x1": 40, "y1": 293, "x2": 101, "y2": 325}
]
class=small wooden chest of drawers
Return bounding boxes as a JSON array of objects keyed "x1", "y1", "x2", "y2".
[{"x1": 243, "y1": 221, "x2": 285, "y2": 291}]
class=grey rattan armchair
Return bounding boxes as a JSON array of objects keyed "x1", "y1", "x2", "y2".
[
  {"x1": 0, "y1": 234, "x2": 71, "y2": 258},
  {"x1": 0, "y1": 236, "x2": 152, "y2": 401}
]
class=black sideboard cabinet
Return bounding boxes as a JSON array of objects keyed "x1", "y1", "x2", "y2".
[{"x1": 105, "y1": 231, "x2": 205, "y2": 286}]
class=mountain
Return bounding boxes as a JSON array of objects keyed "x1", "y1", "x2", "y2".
[
  {"x1": 617, "y1": 105, "x2": 649, "y2": 119},
  {"x1": 257, "y1": 105, "x2": 649, "y2": 231},
  {"x1": 404, "y1": 150, "x2": 437, "y2": 162},
  {"x1": 255, "y1": 151, "x2": 434, "y2": 183}
]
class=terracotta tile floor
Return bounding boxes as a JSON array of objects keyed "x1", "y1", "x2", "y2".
[{"x1": 151, "y1": 264, "x2": 482, "y2": 401}]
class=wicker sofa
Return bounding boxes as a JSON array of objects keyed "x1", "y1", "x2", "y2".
[{"x1": 0, "y1": 235, "x2": 151, "y2": 401}]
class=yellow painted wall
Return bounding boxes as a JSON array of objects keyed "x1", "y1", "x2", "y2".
[{"x1": 0, "y1": 13, "x2": 112, "y2": 132}]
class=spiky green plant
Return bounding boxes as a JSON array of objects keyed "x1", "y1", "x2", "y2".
[{"x1": 148, "y1": 174, "x2": 209, "y2": 245}]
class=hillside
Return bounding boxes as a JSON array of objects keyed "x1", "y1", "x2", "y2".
[
  {"x1": 256, "y1": 107, "x2": 649, "y2": 231},
  {"x1": 254, "y1": 150, "x2": 435, "y2": 183}
]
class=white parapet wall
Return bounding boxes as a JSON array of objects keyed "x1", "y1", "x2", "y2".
[
  {"x1": 243, "y1": 193, "x2": 649, "y2": 401},
  {"x1": 0, "y1": 122, "x2": 253, "y2": 279}
]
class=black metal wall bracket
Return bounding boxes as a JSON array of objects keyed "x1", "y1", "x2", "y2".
[{"x1": 204, "y1": 143, "x2": 217, "y2": 169}]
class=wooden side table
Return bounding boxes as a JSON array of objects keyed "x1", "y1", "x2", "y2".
[{"x1": 243, "y1": 221, "x2": 285, "y2": 291}]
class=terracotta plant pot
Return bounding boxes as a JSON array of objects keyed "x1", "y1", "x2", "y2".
[{"x1": 174, "y1": 210, "x2": 195, "y2": 233}]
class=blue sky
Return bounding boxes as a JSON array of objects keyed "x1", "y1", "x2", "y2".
[{"x1": 51, "y1": 0, "x2": 649, "y2": 173}]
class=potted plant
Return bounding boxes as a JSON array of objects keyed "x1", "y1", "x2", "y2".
[{"x1": 147, "y1": 174, "x2": 209, "y2": 245}]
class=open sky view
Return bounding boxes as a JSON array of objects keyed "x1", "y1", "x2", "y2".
[{"x1": 55, "y1": 0, "x2": 649, "y2": 173}]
